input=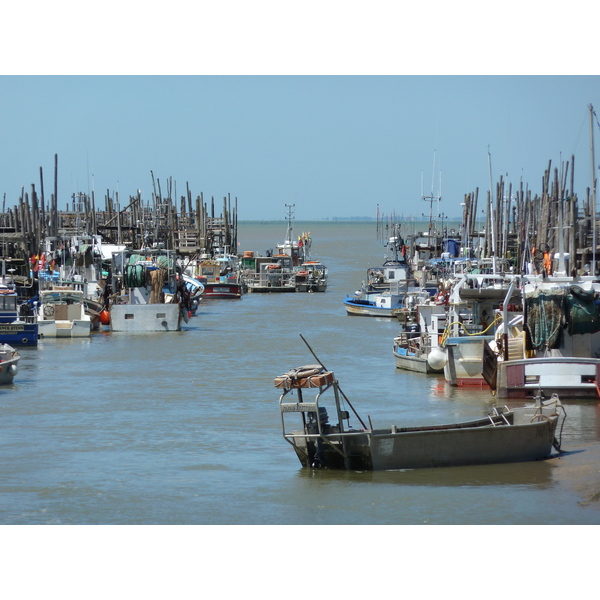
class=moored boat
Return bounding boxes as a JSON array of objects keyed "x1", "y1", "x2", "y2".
[
  {"x1": 344, "y1": 223, "x2": 419, "y2": 316},
  {"x1": 344, "y1": 287, "x2": 407, "y2": 317},
  {"x1": 276, "y1": 358, "x2": 564, "y2": 471},
  {"x1": 243, "y1": 253, "x2": 297, "y2": 293},
  {"x1": 190, "y1": 257, "x2": 242, "y2": 299},
  {"x1": 427, "y1": 273, "x2": 521, "y2": 386},
  {"x1": 0, "y1": 343, "x2": 20, "y2": 385},
  {"x1": 37, "y1": 288, "x2": 92, "y2": 338},
  {"x1": 484, "y1": 279, "x2": 600, "y2": 399},
  {"x1": 393, "y1": 302, "x2": 448, "y2": 374},
  {"x1": 295, "y1": 261, "x2": 328, "y2": 292},
  {"x1": 241, "y1": 204, "x2": 326, "y2": 294},
  {"x1": 108, "y1": 249, "x2": 183, "y2": 332},
  {"x1": 181, "y1": 275, "x2": 205, "y2": 313},
  {"x1": 0, "y1": 287, "x2": 38, "y2": 345}
]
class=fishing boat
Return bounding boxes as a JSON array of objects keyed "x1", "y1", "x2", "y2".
[
  {"x1": 276, "y1": 357, "x2": 564, "y2": 471},
  {"x1": 39, "y1": 234, "x2": 123, "y2": 328},
  {"x1": 345, "y1": 284, "x2": 436, "y2": 317},
  {"x1": 392, "y1": 302, "x2": 447, "y2": 374},
  {"x1": 189, "y1": 255, "x2": 242, "y2": 299},
  {"x1": 344, "y1": 223, "x2": 420, "y2": 316},
  {"x1": 108, "y1": 249, "x2": 184, "y2": 332},
  {"x1": 243, "y1": 253, "x2": 298, "y2": 293},
  {"x1": 36, "y1": 288, "x2": 92, "y2": 337},
  {"x1": 0, "y1": 283, "x2": 38, "y2": 345},
  {"x1": 242, "y1": 204, "x2": 325, "y2": 294},
  {"x1": 0, "y1": 343, "x2": 20, "y2": 385},
  {"x1": 295, "y1": 261, "x2": 328, "y2": 292},
  {"x1": 344, "y1": 285, "x2": 409, "y2": 317},
  {"x1": 484, "y1": 278, "x2": 600, "y2": 399},
  {"x1": 181, "y1": 275, "x2": 204, "y2": 313},
  {"x1": 427, "y1": 272, "x2": 521, "y2": 386}
]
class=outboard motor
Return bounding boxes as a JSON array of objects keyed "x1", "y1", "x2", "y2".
[
  {"x1": 306, "y1": 407, "x2": 329, "y2": 434},
  {"x1": 406, "y1": 322, "x2": 421, "y2": 340},
  {"x1": 306, "y1": 407, "x2": 330, "y2": 468}
]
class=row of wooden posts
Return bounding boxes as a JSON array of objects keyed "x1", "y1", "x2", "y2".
[
  {"x1": 461, "y1": 154, "x2": 598, "y2": 274},
  {"x1": 1, "y1": 153, "x2": 598, "y2": 275},
  {"x1": 0, "y1": 155, "x2": 239, "y2": 261}
]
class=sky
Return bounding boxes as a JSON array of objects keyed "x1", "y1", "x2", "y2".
[{"x1": 2, "y1": 5, "x2": 599, "y2": 223}]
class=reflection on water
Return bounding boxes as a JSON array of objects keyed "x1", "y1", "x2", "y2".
[{"x1": 295, "y1": 457, "x2": 557, "y2": 489}]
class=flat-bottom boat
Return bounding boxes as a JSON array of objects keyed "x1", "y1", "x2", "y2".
[
  {"x1": 0, "y1": 343, "x2": 20, "y2": 384},
  {"x1": 276, "y1": 361, "x2": 563, "y2": 471},
  {"x1": 393, "y1": 331, "x2": 444, "y2": 374}
]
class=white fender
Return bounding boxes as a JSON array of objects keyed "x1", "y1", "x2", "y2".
[{"x1": 427, "y1": 346, "x2": 447, "y2": 370}]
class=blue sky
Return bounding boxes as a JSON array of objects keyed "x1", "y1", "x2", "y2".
[{"x1": 2, "y1": 7, "x2": 599, "y2": 222}]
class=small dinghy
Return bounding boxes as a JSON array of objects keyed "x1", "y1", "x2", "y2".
[{"x1": 0, "y1": 343, "x2": 20, "y2": 385}]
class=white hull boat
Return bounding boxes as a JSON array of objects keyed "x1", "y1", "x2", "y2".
[{"x1": 37, "y1": 289, "x2": 92, "y2": 338}]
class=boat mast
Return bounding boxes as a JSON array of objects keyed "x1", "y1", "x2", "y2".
[
  {"x1": 421, "y1": 151, "x2": 441, "y2": 238},
  {"x1": 284, "y1": 203, "x2": 295, "y2": 244},
  {"x1": 590, "y1": 104, "x2": 597, "y2": 276},
  {"x1": 488, "y1": 146, "x2": 497, "y2": 274}
]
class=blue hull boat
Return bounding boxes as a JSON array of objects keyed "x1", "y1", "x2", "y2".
[{"x1": 0, "y1": 288, "x2": 38, "y2": 346}]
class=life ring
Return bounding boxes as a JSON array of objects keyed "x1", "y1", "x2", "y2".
[
  {"x1": 297, "y1": 271, "x2": 309, "y2": 276},
  {"x1": 43, "y1": 304, "x2": 55, "y2": 317},
  {"x1": 267, "y1": 264, "x2": 281, "y2": 270}
]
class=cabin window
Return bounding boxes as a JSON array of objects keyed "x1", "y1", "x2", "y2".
[
  {"x1": 124, "y1": 314, "x2": 135, "y2": 319},
  {"x1": 0, "y1": 297, "x2": 17, "y2": 311},
  {"x1": 388, "y1": 270, "x2": 395, "y2": 280}
]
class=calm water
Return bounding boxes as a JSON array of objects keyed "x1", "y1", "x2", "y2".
[{"x1": 1, "y1": 220, "x2": 600, "y2": 525}]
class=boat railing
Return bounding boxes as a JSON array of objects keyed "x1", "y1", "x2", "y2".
[
  {"x1": 394, "y1": 332, "x2": 432, "y2": 357},
  {"x1": 277, "y1": 373, "x2": 366, "y2": 469},
  {"x1": 488, "y1": 405, "x2": 512, "y2": 426},
  {"x1": 244, "y1": 270, "x2": 296, "y2": 288},
  {"x1": 16, "y1": 315, "x2": 37, "y2": 324}
]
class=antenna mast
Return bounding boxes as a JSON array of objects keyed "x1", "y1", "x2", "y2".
[
  {"x1": 285, "y1": 203, "x2": 295, "y2": 244},
  {"x1": 421, "y1": 150, "x2": 441, "y2": 237},
  {"x1": 590, "y1": 104, "x2": 597, "y2": 276}
]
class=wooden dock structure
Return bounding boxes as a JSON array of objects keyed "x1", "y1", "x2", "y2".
[
  {"x1": 0, "y1": 155, "x2": 238, "y2": 262},
  {"x1": 1, "y1": 142, "x2": 599, "y2": 278}
]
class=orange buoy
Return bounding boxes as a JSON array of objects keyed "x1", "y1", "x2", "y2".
[{"x1": 99, "y1": 310, "x2": 110, "y2": 325}]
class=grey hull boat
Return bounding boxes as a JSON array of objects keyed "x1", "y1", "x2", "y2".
[
  {"x1": 276, "y1": 363, "x2": 564, "y2": 471},
  {"x1": 0, "y1": 343, "x2": 20, "y2": 385}
]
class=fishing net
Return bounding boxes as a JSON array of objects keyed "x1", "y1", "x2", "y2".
[
  {"x1": 525, "y1": 288, "x2": 566, "y2": 350},
  {"x1": 567, "y1": 285, "x2": 600, "y2": 335}
]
